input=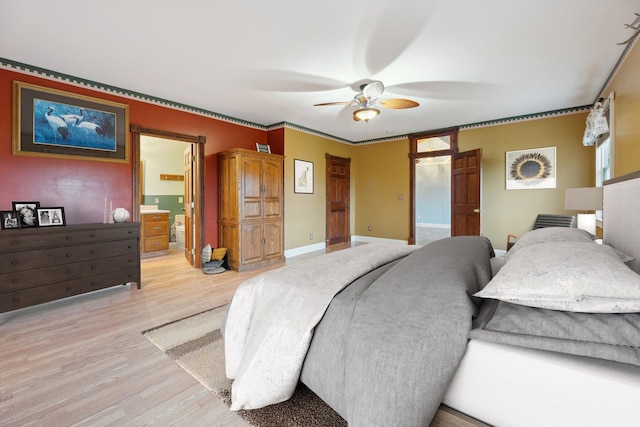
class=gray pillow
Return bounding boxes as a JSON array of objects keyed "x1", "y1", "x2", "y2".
[
  {"x1": 475, "y1": 241, "x2": 640, "y2": 313},
  {"x1": 507, "y1": 227, "x2": 594, "y2": 261}
]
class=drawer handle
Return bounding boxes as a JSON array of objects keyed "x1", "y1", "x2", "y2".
[
  {"x1": 12, "y1": 298, "x2": 20, "y2": 304},
  {"x1": 66, "y1": 287, "x2": 73, "y2": 292},
  {"x1": 11, "y1": 278, "x2": 19, "y2": 284},
  {"x1": 11, "y1": 240, "x2": 19, "y2": 246},
  {"x1": 153, "y1": 227, "x2": 161, "y2": 230},
  {"x1": 65, "y1": 236, "x2": 71, "y2": 240},
  {"x1": 90, "y1": 233, "x2": 97, "y2": 237},
  {"x1": 66, "y1": 269, "x2": 73, "y2": 274},
  {"x1": 11, "y1": 260, "x2": 19, "y2": 265},
  {"x1": 90, "y1": 265, "x2": 97, "y2": 270},
  {"x1": 66, "y1": 253, "x2": 72, "y2": 258},
  {"x1": 90, "y1": 249, "x2": 95, "y2": 254}
]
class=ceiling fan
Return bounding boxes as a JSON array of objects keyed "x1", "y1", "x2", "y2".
[{"x1": 313, "y1": 80, "x2": 419, "y2": 122}]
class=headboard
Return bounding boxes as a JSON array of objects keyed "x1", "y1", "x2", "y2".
[{"x1": 603, "y1": 170, "x2": 640, "y2": 274}]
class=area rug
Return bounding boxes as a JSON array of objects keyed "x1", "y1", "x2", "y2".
[
  {"x1": 141, "y1": 305, "x2": 347, "y2": 427},
  {"x1": 142, "y1": 306, "x2": 483, "y2": 427}
]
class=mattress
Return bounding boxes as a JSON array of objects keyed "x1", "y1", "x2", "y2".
[{"x1": 443, "y1": 339, "x2": 640, "y2": 427}]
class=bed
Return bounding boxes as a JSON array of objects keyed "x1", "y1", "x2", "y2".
[{"x1": 222, "y1": 171, "x2": 640, "y2": 427}]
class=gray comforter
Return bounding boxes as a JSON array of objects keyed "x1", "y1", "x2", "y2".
[
  {"x1": 470, "y1": 300, "x2": 640, "y2": 367},
  {"x1": 301, "y1": 236, "x2": 494, "y2": 427}
]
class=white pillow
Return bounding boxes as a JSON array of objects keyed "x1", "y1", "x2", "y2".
[
  {"x1": 604, "y1": 244, "x2": 635, "y2": 263},
  {"x1": 201, "y1": 244, "x2": 212, "y2": 263},
  {"x1": 506, "y1": 227, "x2": 594, "y2": 260},
  {"x1": 475, "y1": 241, "x2": 640, "y2": 313}
]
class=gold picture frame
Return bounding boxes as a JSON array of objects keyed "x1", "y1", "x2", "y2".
[{"x1": 12, "y1": 81, "x2": 130, "y2": 163}]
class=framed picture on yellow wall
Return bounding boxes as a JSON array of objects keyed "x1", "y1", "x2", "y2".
[
  {"x1": 12, "y1": 81, "x2": 130, "y2": 163},
  {"x1": 506, "y1": 146, "x2": 556, "y2": 190},
  {"x1": 294, "y1": 159, "x2": 314, "y2": 194}
]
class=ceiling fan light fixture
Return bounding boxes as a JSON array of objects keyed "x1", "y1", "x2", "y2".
[{"x1": 353, "y1": 107, "x2": 380, "y2": 122}]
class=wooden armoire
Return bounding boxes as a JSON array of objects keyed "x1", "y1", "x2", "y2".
[{"x1": 218, "y1": 148, "x2": 285, "y2": 271}]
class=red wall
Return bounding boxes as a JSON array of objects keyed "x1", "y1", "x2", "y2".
[{"x1": 0, "y1": 67, "x2": 282, "y2": 246}]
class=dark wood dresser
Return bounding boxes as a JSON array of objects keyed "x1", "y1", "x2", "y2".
[{"x1": 0, "y1": 223, "x2": 140, "y2": 313}]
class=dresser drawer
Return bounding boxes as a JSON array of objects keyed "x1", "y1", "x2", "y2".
[
  {"x1": 0, "y1": 280, "x2": 82, "y2": 312},
  {"x1": 142, "y1": 213, "x2": 169, "y2": 223},
  {"x1": 79, "y1": 239, "x2": 138, "y2": 261},
  {"x1": 80, "y1": 253, "x2": 139, "y2": 277},
  {"x1": 0, "y1": 224, "x2": 139, "y2": 252},
  {"x1": 0, "y1": 230, "x2": 84, "y2": 252},
  {"x1": 81, "y1": 267, "x2": 139, "y2": 293},
  {"x1": 0, "y1": 263, "x2": 80, "y2": 293},
  {"x1": 143, "y1": 221, "x2": 169, "y2": 237},
  {"x1": 73, "y1": 225, "x2": 139, "y2": 244},
  {"x1": 0, "y1": 246, "x2": 79, "y2": 273},
  {"x1": 143, "y1": 235, "x2": 169, "y2": 252}
]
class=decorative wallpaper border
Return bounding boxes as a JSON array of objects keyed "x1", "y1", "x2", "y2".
[
  {"x1": 0, "y1": 58, "x2": 266, "y2": 131},
  {"x1": 0, "y1": 52, "x2": 626, "y2": 145}
]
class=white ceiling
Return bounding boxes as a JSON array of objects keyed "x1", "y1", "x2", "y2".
[{"x1": 1, "y1": 0, "x2": 639, "y2": 142}]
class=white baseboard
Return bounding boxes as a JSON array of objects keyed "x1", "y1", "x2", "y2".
[
  {"x1": 284, "y1": 242, "x2": 326, "y2": 258},
  {"x1": 352, "y1": 235, "x2": 409, "y2": 245},
  {"x1": 286, "y1": 237, "x2": 499, "y2": 259},
  {"x1": 416, "y1": 223, "x2": 451, "y2": 229},
  {"x1": 285, "y1": 236, "x2": 409, "y2": 259}
]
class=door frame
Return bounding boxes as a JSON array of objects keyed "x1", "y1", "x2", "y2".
[
  {"x1": 130, "y1": 124, "x2": 206, "y2": 267},
  {"x1": 408, "y1": 127, "x2": 458, "y2": 245},
  {"x1": 325, "y1": 153, "x2": 351, "y2": 246}
]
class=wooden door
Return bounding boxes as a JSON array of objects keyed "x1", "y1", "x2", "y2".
[
  {"x1": 241, "y1": 157, "x2": 263, "y2": 220},
  {"x1": 326, "y1": 154, "x2": 351, "y2": 246},
  {"x1": 452, "y1": 148, "x2": 482, "y2": 236},
  {"x1": 262, "y1": 158, "x2": 283, "y2": 219},
  {"x1": 240, "y1": 222, "x2": 263, "y2": 266},
  {"x1": 183, "y1": 145, "x2": 194, "y2": 265},
  {"x1": 263, "y1": 221, "x2": 283, "y2": 260}
]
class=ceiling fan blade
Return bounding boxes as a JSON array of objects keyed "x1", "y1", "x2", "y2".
[
  {"x1": 354, "y1": 2, "x2": 436, "y2": 76},
  {"x1": 313, "y1": 101, "x2": 355, "y2": 107},
  {"x1": 379, "y1": 98, "x2": 420, "y2": 109},
  {"x1": 388, "y1": 81, "x2": 506, "y2": 100}
]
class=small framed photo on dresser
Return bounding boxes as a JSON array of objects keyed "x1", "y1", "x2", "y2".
[
  {"x1": 36, "y1": 207, "x2": 66, "y2": 227},
  {"x1": 12, "y1": 201, "x2": 40, "y2": 227},
  {"x1": 0, "y1": 211, "x2": 21, "y2": 230}
]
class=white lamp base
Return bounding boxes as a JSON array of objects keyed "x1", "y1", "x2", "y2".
[{"x1": 576, "y1": 213, "x2": 596, "y2": 235}]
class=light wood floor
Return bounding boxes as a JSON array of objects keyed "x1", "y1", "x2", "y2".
[
  {"x1": 0, "y1": 243, "x2": 482, "y2": 427},
  {"x1": 0, "y1": 248, "x2": 329, "y2": 427}
]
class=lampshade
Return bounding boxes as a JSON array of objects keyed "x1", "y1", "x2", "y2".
[
  {"x1": 564, "y1": 187, "x2": 603, "y2": 211},
  {"x1": 565, "y1": 187, "x2": 603, "y2": 235},
  {"x1": 353, "y1": 108, "x2": 380, "y2": 122}
]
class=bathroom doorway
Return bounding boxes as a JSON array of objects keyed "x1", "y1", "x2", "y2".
[{"x1": 131, "y1": 125, "x2": 206, "y2": 268}]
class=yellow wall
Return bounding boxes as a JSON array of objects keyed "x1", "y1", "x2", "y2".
[
  {"x1": 283, "y1": 128, "x2": 355, "y2": 249},
  {"x1": 601, "y1": 43, "x2": 640, "y2": 177},
  {"x1": 284, "y1": 113, "x2": 592, "y2": 251},
  {"x1": 283, "y1": 42, "x2": 639, "y2": 252},
  {"x1": 352, "y1": 139, "x2": 411, "y2": 239},
  {"x1": 459, "y1": 113, "x2": 593, "y2": 249}
]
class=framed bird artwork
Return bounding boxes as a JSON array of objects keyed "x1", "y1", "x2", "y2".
[{"x1": 12, "y1": 81, "x2": 130, "y2": 163}]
